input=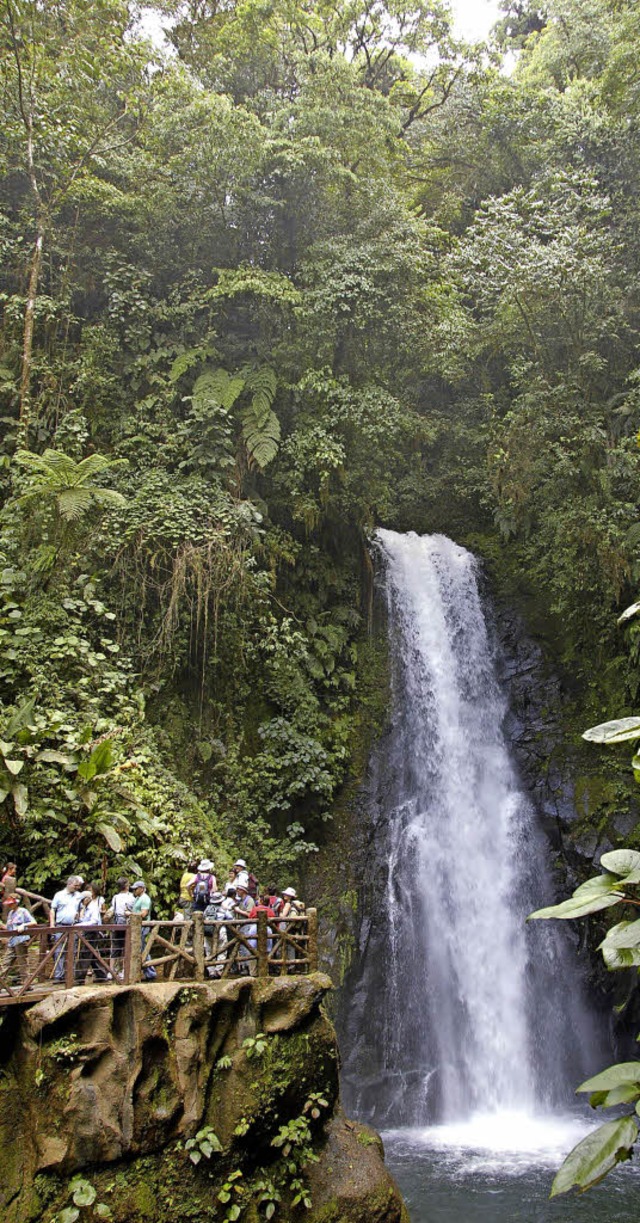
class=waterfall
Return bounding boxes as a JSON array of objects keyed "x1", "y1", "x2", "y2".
[{"x1": 341, "y1": 530, "x2": 602, "y2": 1129}]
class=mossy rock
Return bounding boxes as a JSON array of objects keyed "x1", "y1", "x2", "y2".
[{"x1": 0, "y1": 977, "x2": 408, "y2": 1223}]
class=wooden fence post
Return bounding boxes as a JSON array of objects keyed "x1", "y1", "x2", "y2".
[
  {"x1": 307, "y1": 909, "x2": 318, "y2": 973},
  {"x1": 37, "y1": 927, "x2": 50, "y2": 982},
  {"x1": 129, "y1": 914, "x2": 142, "y2": 983},
  {"x1": 193, "y1": 913, "x2": 205, "y2": 980},
  {"x1": 257, "y1": 910, "x2": 268, "y2": 977},
  {"x1": 64, "y1": 929, "x2": 76, "y2": 989}
]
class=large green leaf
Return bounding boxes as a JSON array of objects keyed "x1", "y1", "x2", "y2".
[
  {"x1": 618, "y1": 601, "x2": 640, "y2": 625},
  {"x1": 572, "y1": 875, "x2": 620, "y2": 898},
  {"x1": 57, "y1": 1209, "x2": 80, "y2": 1223},
  {"x1": 36, "y1": 749, "x2": 76, "y2": 765},
  {"x1": 550, "y1": 1117, "x2": 638, "y2": 1197},
  {"x1": 599, "y1": 919, "x2": 640, "y2": 951},
  {"x1": 599, "y1": 849, "x2": 640, "y2": 878},
  {"x1": 3, "y1": 758, "x2": 24, "y2": 775},
  {"x1": 13, "y1": 783, "x2": 28, "y2": 816},
  {"x1": 95, "y1": 822, "x2": 124, "y2": 853},
  {"x1": 71, "y1": 1179, "x2": 97, "y2": 1207},
  {"x1": 528, "y1": 892, "x2": 622, "y2": 920},
  {"x1": 590, "y1": 1083, "x2": 640, "y2": 1109},
  {"x1": 245, "y1": 366, "x2": 277, "y2": 422},
  {"x1": 5, "y1": 698, "x2": 35, "y2": 736},
  {"x1": 577, "y1": 1062, "x2": 640, "y2": 1094},
  {"x1": 583, "y1": 718, "x2": 640, "y2": 745},
  {"x1": 602, "y1": 944, "x2": 640, "y2": 970},
  {"x1": 57, "y1": 486, "x2": 95, "y2": 521},
  {"x1": 77, "y1": 739, "x2": 113, "y2": 782}
]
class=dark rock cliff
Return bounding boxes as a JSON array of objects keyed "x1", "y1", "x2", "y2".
[{"x1": 0, "y1": 976, "x2": 409, "y2": 1223}]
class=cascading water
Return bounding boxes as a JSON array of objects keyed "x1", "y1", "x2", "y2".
[{"x1": 341, "y1": 530, "x2": 604, "y2": 1142}]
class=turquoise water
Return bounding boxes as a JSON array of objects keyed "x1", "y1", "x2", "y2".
[{"x1": 384, "y1": 1116, "x2": 640, "y2": 1223}]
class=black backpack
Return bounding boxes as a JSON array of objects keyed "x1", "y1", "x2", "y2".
[
  {"x1": 193, "y1": 873, "x2": 212, "y2": 907},
  {"x1": 203, "y1": 901, "x2": 222, "y2": 934}
]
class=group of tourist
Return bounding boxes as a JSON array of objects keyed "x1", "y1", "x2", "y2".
[
  {"x1": 0, "y1": 856, "x2": 305, "y2": 987},
  {"x1": 176, "y1": 857, "x2": 305, "y2": 976}
]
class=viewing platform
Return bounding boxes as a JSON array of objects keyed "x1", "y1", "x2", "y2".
[{"x1": 0, "y1": 909, "x2": 318, "y2": 1007}]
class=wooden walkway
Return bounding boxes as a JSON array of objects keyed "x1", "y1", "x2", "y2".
[{"x1": 0, "y1": 910, "x2": 318, "y2": 1007}]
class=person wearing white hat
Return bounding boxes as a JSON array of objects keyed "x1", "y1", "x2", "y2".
[
  {"x1": 230, "y1": 859, "x2": 250, "y2": 891},
  {"x1": 279, "y1": 887, "x2": 304, "y2": 966},
  {"x1": 233, "y1": 880, "x2": 254, "y2": 917}
]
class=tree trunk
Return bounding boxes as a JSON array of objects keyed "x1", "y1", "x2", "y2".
[{"x1": 18, "y1": 218, "x2": 46, "y2": 448}]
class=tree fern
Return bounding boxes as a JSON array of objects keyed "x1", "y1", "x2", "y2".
[
  {"x1": 189, "y1": 365, "x2": 280, "y2": 471},
  {"x1": 14, "y1": 448, "x2": 126, "y2": 521}
]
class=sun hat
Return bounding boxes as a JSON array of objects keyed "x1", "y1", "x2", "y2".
[
  {"x1": 283, "y1": 887, "x2": 297, "y2": 898},
  {"x1": 208, "y1": 891, "x2": 224, "y2": 905},
  {"x1": 198, "y1": 859, "x2": 213, "y2": 871},
  {"x1": 234, "y1": 859, "x2": 247, "y2": 869}
]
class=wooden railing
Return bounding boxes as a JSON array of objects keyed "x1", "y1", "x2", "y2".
[
  {"x1": 0, "y1": 910, "x2": 318, "y2": 1006},
  {"x1": 15, "y1": 888, "x2": 51, "y2": 920}
]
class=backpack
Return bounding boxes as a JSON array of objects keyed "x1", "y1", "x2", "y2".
[
  {"x1": 193, "y1": 873, "x2": 212, "y2": 906},
  {"x1": 248, "y1": 872, "x2": 259, "y2": 900},
  {"x1": 203, "y1": 901, "x2": 222, "y2": 934}
]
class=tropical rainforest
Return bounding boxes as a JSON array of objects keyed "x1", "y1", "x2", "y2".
[{"x1": 1, "y1": 0, "x2": 640, "y2": 901}]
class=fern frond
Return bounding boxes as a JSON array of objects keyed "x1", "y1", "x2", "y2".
[
  {"x1": 193, "y1": 369, "x2": 245, "y2": 415},
  {"x1": 245, "y1": 367, "x2": 276, "y2": 426},
  {"x1": 91, "y1": 488, "x2": 127, "y2": 511},
  {"x1": 14, "y1": 449, "x2": 75, "y2": 480},
  {"x1": 56, "y1": 487, "x2": 94, "y2": 521},
  {"x1": 73, "y1": 454, "x2": 126, "y2": 486},
  {"x1": 244, "y1": 366, "x2": 276, "y2": 399},
  {"x1": 242, "y1": 407, "x2": 280, "y2": 470}
]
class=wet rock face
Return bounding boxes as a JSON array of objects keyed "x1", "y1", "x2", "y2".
[
  {"x1": 0, "y1": 976, "x2": 407, "y2": 1223},
  {"x1": 490, "y1": 602, "x2": 637, "y2": 875}
]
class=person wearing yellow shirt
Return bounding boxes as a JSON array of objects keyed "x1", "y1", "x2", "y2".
[{"x1": 179, "y1": 859, "x2": 198, "y2": 917}]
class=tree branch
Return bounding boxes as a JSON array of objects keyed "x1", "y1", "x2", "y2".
[{"x1": 400, "y1": 65, "x2": 463, "y2": 133}]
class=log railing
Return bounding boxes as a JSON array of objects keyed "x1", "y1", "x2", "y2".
[{"x1": 0, "y1": 910, "x2": 318, "y2": 1006}]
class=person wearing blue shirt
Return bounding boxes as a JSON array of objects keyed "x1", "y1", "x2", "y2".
[
  {"x1": 50, "y1": 875, "x2": 86, "y2": 981},
  {"x1": 3, "y1": 900, "x2": 36, "y2": 984},
  {"x1": 132, "y1": 881, "x2": 156, "y2": 981}
]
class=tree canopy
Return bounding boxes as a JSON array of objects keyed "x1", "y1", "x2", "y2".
[{"x1": 2, "y1": 0, "x2": 640, "y2": 896}]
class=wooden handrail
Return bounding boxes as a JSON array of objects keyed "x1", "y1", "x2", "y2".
[
  {"x1": 14, "y1": 888, "x2": 51, "y2": 918},
  {"x1": 0, "y1": 910, "x2": 319, "y2": 1006}
]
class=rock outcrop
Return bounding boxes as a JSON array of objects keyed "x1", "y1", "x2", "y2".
[{"x1": 0, "y1": 975, "x2": 408, "y2": 1223}]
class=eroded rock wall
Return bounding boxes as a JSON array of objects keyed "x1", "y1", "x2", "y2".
[{"x1": 0, "y1": 975, "x2": 408, "y2": 1223}]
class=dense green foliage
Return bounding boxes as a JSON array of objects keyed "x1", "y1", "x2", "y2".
[{"x1": 2, "y1": 0, "x2": 640, "y2": 898}]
